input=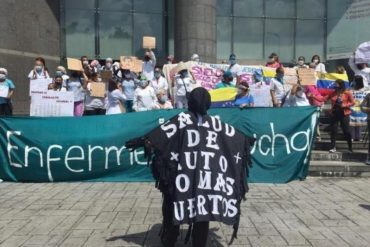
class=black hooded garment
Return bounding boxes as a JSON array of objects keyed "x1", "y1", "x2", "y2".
[{"x1": 144, "y1": 88, "x2": 254, "y2": 228}]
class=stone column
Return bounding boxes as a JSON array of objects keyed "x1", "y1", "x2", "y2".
[{"x1": 174, "y1": 0, "x2": 217, "y2": 63}]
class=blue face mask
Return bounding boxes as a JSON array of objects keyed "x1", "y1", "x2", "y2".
[
  {"x1": 229, "y1": 59, "x2": 236, "y2": 65},
  {"x1": 154, "y1": 72, "x2": 161, "y2": 79},
  {"x1": 181, "y1": 71, "x2": 188, "y2": 78},
  {"x1": 55, "y1": 71, "x2": 63, "y2": 77}
]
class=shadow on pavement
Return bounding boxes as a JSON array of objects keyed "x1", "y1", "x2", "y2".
[
  {"x1": 106, "y1": 223, "x2": 225, "y2": 246},
  {"x1": 359, "y1": 204, "x2": 370, "y2": 211}
]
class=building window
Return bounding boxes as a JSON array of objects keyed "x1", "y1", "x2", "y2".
[
  {"x1": 63, "y1": 0, "x2": 167, "y2": 60},
  {"x1": 217, "y1": 0, "x2": 326, "y2": 63}
]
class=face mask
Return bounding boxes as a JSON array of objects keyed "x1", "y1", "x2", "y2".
[
  {"x1": 55, "y1": 71, "x2": 63, "y2": 77},
  {"x1": 269, "y1": 58, "x2": 275, "y2": 63},
  {"x1": 159, "y1": 96, "x2": 168, "y2": 104},
  {"x1": 97, "y1": 78, "x2": 102, "y2": 82},
  {"x1": 276, "y1": 73, "x2": 284, "y2": 79},
  {"x1": 83, "y1": 61, "x2": 89, "y2": 66},
  {"x1": 229, "y1": 59, "x2": 236, "y2": 65},
  {"x1": 194, "y1": 58, "x2": 200, "y2": 63},
  {"x1": 296, "y1": 90, "x2": 303, "y2": 97},
  {"x1": 298, "y1": 61, "x2": 304, "y2": 66},
  {"x1": 167, "y1": 61, "x2": 172, "y2": 64},
  {"x1": 154, "y1": 72, "x2": 161, "y2": 79},
  {"x1": 0, "y1": 74, "x2": 6, "y2": 81},
  {"x1": 362, "y1": 67, "x2": 370, "y2": 73},
  {"x1": 106, "y1": 63, "x2": 112, "y2": 69},
  {"x1": 35, "y1": 66, "x2": 43, "y2": 72},
  {"x1": 313, "y1": 59, "x2": 319, "y2": 64},
  {"x1": 139, "y1": 81, "x2": 148, "y2": 88},
  {"x1": 181, "y1": 71, "x2": 188, "y2": 78},
  {"x1": 237, "y1": 88, "x2": 243, "y2": 94}
]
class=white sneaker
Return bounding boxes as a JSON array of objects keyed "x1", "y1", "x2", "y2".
[
  {"x1": 366, "y1": 160, "x2": 370, "y2": 166},
  {"x1": 329, "y1": 148, "x2": 336, "y2": 153}
]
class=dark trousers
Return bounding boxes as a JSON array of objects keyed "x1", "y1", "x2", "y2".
[
  {"x1": 125, "y1": 100, "x2": 133, "y2": 113},
  {"x1": 161, "y1": 196, "x2": 209, "y2": 247},
  {"x1": 0, "y1": 103, "x2": 12, "y2": 116},
  {"x1": 83, "y1": 108, "x2": 106, "y2": 116},
  {"x1": 330, "y1": 111, "x2": 352, "y2": 150}
]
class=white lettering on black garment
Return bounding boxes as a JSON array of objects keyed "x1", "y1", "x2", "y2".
[{"x1": 147, "y1": 111, "x2": 253, "y2": 226}]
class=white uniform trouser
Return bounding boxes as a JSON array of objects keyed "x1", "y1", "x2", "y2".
[{"x1": 176, "y1": 95, "x2": 188, "y2": 109}]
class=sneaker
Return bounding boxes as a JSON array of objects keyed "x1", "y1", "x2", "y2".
[
  {"x1": 329, "y1": 148, "x2": 336, "y2": 153},
  {"x1": 366, "y1": 160, "x2": 370, "y2": 166}
]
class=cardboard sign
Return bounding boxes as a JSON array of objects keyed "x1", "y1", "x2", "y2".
[
  {"x1": 298, "y1": 68, "x2": 317, "y2": 86},
  {"x1": 129, "y1": 59, "x2": 142, "y2": 73},
  {"x1": 67, "y1": 58, "x2": 83, "y2": 71},
  {"x1": 90, "y1": 83, "x2": 106, "y2": 98},
  {"x1": 101, "y1": 70, "x2": 113, "y2": 83},
  {"x1": 143, "y1": 36, "x2": 156, "y2": 49},
  {"x1": 120, "y1": 56, "x2": 137, "y2": 70},
  {"x1": 29, "y1": 78, "x2": 53, "y2": 96},
  {"x1": 30, "y1": 91, "x2": 74, "y2": 117}
]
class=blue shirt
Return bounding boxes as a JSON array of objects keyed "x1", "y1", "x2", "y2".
[
  {"x1": 0, "y1": 79, "x2": 15, "y2": 104},
  {"x1": 234, "y1": 94, "x2": 254, "y2": 107},
  {"x1": 122, "y1": 79, "x2": 136, "y2": 100}
]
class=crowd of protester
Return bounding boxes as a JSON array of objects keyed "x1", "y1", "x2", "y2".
[{"x1": 2, "y1": 50, "x2": 370, "y2": 162}]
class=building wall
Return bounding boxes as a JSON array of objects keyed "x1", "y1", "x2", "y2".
[{"x1": 0, "y1": 0, "x2": 61, "y2": 115}]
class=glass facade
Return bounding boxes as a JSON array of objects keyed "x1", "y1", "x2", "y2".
[
  {"x1": 63, "y1": 0, "x2": 369, "y2": 63},
  {"x1": 64, "y1": 0, "x2": 167, "y2": 60},
  {"x1": 216, "y1": 0, "x2": 326, "y2": 62}
]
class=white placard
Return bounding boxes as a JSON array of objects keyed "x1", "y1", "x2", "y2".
[
  {"x1": 29, "y1": 78, "x2": 52, "y2": 96},
  {"x1": 0, "y1": 84, "x2": 9, "y2": 98},
  {"x1": 30, "y1": 91, "x2": 74, "y2": 117}
]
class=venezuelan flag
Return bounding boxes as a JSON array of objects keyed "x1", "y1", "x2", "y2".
[
  {"x1": 209, "y1": 87, "x2": 237, "y2": 108},
  {"x1": 316, "y1": 73, "x2": 350, "y2": 96}
]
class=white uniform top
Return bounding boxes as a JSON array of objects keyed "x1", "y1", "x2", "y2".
[
  {"x1": 315, "y1": 63, "x2": 327, "y2": 74},
  {"x1": 133, "y1": 86, "x2": 157, "y2": 112},
  {"x1": 106, "y1": 89, "x2": 127, "y2": 115},
  {"x1": 283, "y1": 91, "x2": 310, "y2": 107},
  {"x1": 151, "y1": 76, "x2": 168, "y2": 92},
  {"x1": 228, "y1": 63, "x2": 242, "y2": 77},
  {"x1": 349, "y1": 55, "x2": 370, "y2": 88},
  {"x1": 175, "y1": 77, "x2": 193, "y2": 96},
  {"x1": 28, "y1": 70, "x2": 50, "y2": 80},
  {"x1": 270, "y1": 78, "x2": 290, "y2": 104},
  {"x1": 142, "y1": 51, "x2": 156, "y2": 81}
]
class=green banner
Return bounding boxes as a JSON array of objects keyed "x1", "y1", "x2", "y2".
[{"x1": 0, "y1": 107, "x2": 319, "y2": 183}]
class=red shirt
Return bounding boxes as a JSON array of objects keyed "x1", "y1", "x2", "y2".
[{"x1": 329, "y1": 90, "x2": 355, "y2": 116}]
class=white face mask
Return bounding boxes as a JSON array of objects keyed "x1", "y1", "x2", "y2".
[
  {"x1": 298, "y1": 61, "x2": 304, "y2": 66},
  {"x1": 362, "y1": 67, "x2": 370, "y2": 73},
  {"x1": 313, "y1": 59, "x2": 319, "y2": 64},
  {"x1": 0, "y1": 74, "x2": 6, "y2": 81},
  {"x1": 296, "y1": 90, "x2": 303, "y2": 97}
]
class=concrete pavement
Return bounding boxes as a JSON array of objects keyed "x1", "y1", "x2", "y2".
[{"x1": 0, "y1": 178, "x2": 369, "y2": 247}]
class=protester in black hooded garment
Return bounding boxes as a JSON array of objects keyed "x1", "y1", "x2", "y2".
[{"x1": 126, "y1": 87, "x2": 254, "y2": 247}]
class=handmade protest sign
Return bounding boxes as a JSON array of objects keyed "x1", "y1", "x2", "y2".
[
  {"x1": 29, "y1": 78, "x2": 53, "y2": 96},
  {"x1": 90, "y1": 83, "x2": 106, "y2": 98},
  {"x1": 146, "y1": 112, "x2": 252, "y2": 226},
  {"x1": 132, "y1": 59, "x2": 143, "y2": 73},
  {"x1": 120, "y1": 56, "x2": 138, "y2": 71},
  {"x1": 30, "y1": 91, "x2": 74, "y2": 117},
  {"x1": 143, "y1": 36, "x2": 156, "y2": 49},
  {"x1": 298, "y1": 68, "x2": 317, "y2": 86},
  {"x1": 100, "y1": 71, "x2": 113, "y2": 83},
  {"x1": 67, "y1": 58, "x2": 83, "y2": 71}
]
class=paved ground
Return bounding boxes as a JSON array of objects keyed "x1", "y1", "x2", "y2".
[{"x1": 0, "y1": 178, "x2": 369, "y2": 247}]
